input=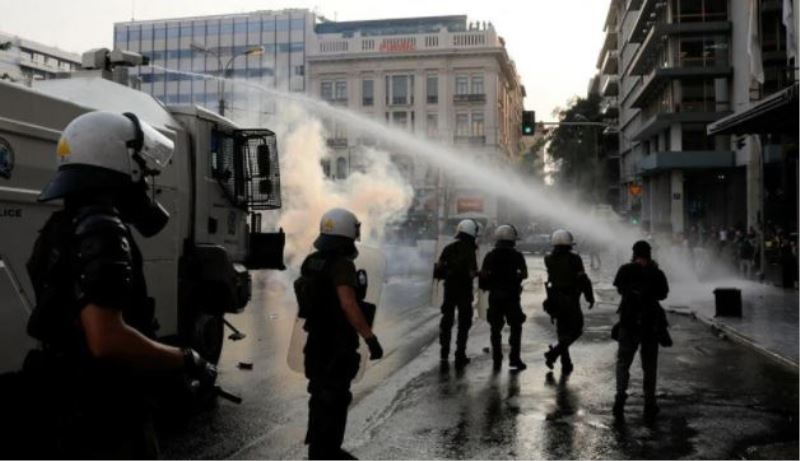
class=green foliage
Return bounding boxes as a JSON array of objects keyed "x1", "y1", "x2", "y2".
[{"x1": 548, "y1": 93, "x2": 604, "y2": 199}]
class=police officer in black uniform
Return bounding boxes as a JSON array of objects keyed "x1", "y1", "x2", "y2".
[
  {"x1": 480, "y1": 224, "x2": 528, "y2": 371},
  {"x1": 543, "y1": 229, "x2": 594, "y2": 374},
  {"x1": 434, "y1": 219, "x2": 479, "y2": 368},
  {"x1": 612, "y1": 240, "x2": 670, "y2": 420},
  {"x1": 22, "y1": 111, "x2": 216, "y2": 458},
  {"x1": 298, "y1": 208, "x2": 384, "y2": 460}
]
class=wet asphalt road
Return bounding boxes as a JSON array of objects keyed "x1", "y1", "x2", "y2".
[{"x1": 161, "y1": 255, "x2": 799, "y2": 460}]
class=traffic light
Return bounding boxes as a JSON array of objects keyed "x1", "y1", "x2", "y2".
[{"x1": 522, "y1": 110, "x2": 536, "y2": 135}]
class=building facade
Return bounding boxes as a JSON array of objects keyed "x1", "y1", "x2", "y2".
[
  {"x1": 0, "y1": 31, "x2": 80, "y2": 81},
  {"x1": 306, "y1": 16, "x2": 525, "y2": 233},
  {"x1": 113, "y1": 9, "x2": 314, "y2": 122},
  {"x1": 602, "y1": 0, "x2": 797, "y2": 238}
]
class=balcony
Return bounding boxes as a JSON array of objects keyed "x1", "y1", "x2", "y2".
[
  {"x1": 632, "y1": 110, "x2": 729, "y2": 141},
  {"x1": 630, "y1": 64, "x2": 732, "y2": 109},
  {"x1": 323, "y1": 97, "x2": 349, "y2": 106},
  {"x1": 326, "y1": 138, "x2": 348, "y2": 148},
  {"x1": 600, "y1": 96, "x2": 619, "y2": 118},
  {"x1": 454, "y1": 135, "x2": 486, "y2": 145},
  {"x1": 601, "y1": 75, "x2": 619, "y2": 97},
  {"x1": 638, "y1": 150, "x2": 734, "y2": 174},
  {"x1": 629, "y1": 0, "x2": 667, "y2": 43},
  {"x1": 453, "y1": 93, "x2": 486, "y2": 104},
  {"x1": 627, "y1": 0, "x2": 645, "y2": 12},
  {"x1": 629, "y1": 21, "x2": 732, "y2": 75},
  {"x1": 599, "y1": 49, "x2": 619, "y2": 75}
]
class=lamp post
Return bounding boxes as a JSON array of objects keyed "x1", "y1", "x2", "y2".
[{"x1": 191, "y1": 44, "x2": 264, "y2": 116}]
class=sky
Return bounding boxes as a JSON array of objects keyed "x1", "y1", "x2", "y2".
[{"x1": 0, "y1": 0, "x2": 608, "y2": 119}]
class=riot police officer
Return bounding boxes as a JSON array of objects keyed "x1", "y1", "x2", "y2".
[
  {"x1": 299, "y1": 208, "x2": 384, "y2": 460},
  {"x1": 23, "y1": 111, "x2": 216, "y2": 458},
  {"x1": 434, "y1": 219, "x2": 479, "y2": 368},
  {"x1": 479, "y1": 225, "x2": 528, "y2": 371},
  {"x1": 612, "y1": 240, "x2": 670, "y2": 420},
  {"x1": 543, "y1": 229, "x2": 594, "y2": 374}
]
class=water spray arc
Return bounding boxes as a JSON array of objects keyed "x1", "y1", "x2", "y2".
[{"x1": 149, "y1": 65, "x2": 639, "y2": 252}]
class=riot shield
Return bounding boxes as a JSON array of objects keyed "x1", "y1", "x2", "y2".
[
  {"x1": 475, "y1": 243, "x2": 491, "y2": 320},
  {"x1": 431, "y1": 235, "x2": 452, "y2": 309},
  {"x1": 286, "y1": 245, "x2": 387, "y2": 381}
]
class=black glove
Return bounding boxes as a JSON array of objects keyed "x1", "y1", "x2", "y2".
[
  {"x1": 365, "y1": 335, "x2": 384, "y2": 360},
  {"x1": 182, "y1": 348, "x2": 217, "y2": 386}
]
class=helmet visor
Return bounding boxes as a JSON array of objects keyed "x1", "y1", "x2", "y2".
[{"x1": 139, "y1": 121, "x2": 175, "y2": 168}]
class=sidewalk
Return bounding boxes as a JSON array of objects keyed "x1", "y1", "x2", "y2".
[{"x1": 665, "y1": 281, "x2": 799, "y2": 371}]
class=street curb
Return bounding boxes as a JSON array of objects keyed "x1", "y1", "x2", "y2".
[{"x1": 665, "y1": 306, "x2": 799, "y2": 374}]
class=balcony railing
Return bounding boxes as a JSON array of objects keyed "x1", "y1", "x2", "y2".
[
  {"x1": 453, "y1": 93, "x2": 486, "y2": 103},
  {"x1": 326, "y1": 138, "x2": 348, "y2": 148},
  {"x1": 454, "y1": 135, "x2": 486, "y2": 145}
]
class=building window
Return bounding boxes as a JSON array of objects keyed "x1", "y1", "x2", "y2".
[
  {"x1": 362, "y1": 79, "x2": 374, "y2": 106},
  {"x1": 672, "y1": 0, "x2": 727, "y2": 23},
  {"x1": 470, "y1": 75, "x2": 484, "y2": 95},
  {"x1": 426, "y1": 113, "x2": 438, "y2": 137},
  {"x1": 321, "y1": 159, "x2": 331, "y2": 178},
  {"x1": 387, "y1": 74, "x2": 414, "y2": 105},
  {"x1": 455, "y1": 76, "x2": 469, "y2": 95},
  {"x1": 680, "y1": 79, "x2": 717, "y2": 112},
  {"x1": 321, "y1": 81, "x2": 333, "y2": 101},
  {"x1": 336, "y1": 157, "x2": 347, "y2": 179},
  {"x1": 455, "y1": 113, "x2": 469, "y2": 136},
  {"x1": 334, "y1": 81, "x2": 347, "y2": 101},
  {"x1": 392, "y1": 111, "x2": 409, "y2": 130},
  {"x1": 426, "y1": 75, "x2": 438, "y2": 104},
  {"x1": 676, "y1": 35, "x2": 728, "y2": 68},
  {"x1": 471, "y1": 112, "x2": 484, "y2": 136},
  {"x1": 294, "y1": 65, "x2": 304, "y2": 76},
  {"x1": 682, "y1": 123, "x2": 715, "y2": 150}
]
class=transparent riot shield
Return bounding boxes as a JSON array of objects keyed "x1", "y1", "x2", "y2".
[
  {"x1": 431, "y1": 235, "x2": 452, "y2": 310},
  {"x1": 475, "y1": 243, "x2": 491, "y2": 320},
  {"x1": 286, "y1": 245, "x2": 387, "y2": 381}
]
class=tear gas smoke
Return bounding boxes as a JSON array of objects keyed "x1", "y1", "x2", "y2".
[
  {"x1": 150, "y1": 66, "x2": 742, "y2": 305},
  {"x1": 223, "y1": 91, "x2": 413, "y2": 267}
]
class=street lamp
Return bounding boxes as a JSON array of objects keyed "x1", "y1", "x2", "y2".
[{"x1": 191, "y1": 43, "x2": 265, "y2": 116}]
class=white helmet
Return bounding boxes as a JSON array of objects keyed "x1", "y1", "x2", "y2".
[
  {"x1": 551, "y1": 229, "x2": 574, "y2": 246},
  {"x1": 319, "y1": 208, "x2": 361, "y2": 240},
  {"x1": 39, "y1": 111, "x2": 174, "y2": 201},
  {"x1": 494, "y1": 224, "x2": 518, "y2": 242},
  {"x1": 456, "y1": 219, "x2": 479, "y2": 238}
]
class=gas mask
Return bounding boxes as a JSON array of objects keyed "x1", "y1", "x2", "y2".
[
  {"x1": 120, "y1": 112, "x2": 174, "y2": 238},
  {"x1": 117, "y1": 179, "x2": 169, "y2": 238}
]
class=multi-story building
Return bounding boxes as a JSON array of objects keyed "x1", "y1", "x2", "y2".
[
  {"x1": 306, "y1": 15, "x2": 525, "y2": 232},
  {"x1": 113, "y1": 9, "x2": 315, "y2": 122},
  {"x1": 0, "y1": 31, "x2": 80, "y2": 81},
  {"x1": 605, "y1": 0, "x2": 798, "y2": 239}
]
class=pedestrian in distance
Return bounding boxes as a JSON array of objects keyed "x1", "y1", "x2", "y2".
[
  {"x1": 612, "y1": 240, "x2": 671, "y2": 421},
  {"x1": 479, "y1": 224, "x2": 529, "y2": 371},
  {"x1": 12, "y1": 111, "x2": 216, "y2": 459},
  {"x1": 434, "y1": 219, "x2": 479, "y2": 369},
  {"x1": 543, "y1": 229, "x2": 595, "y2": 374},
  {"x1": 295, "y1": 208, "x2": 384, "y2": 460}
]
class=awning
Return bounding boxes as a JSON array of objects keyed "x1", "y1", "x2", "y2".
[{"x1": 707, "y1": 83, "x2": 799, "y2": 136}]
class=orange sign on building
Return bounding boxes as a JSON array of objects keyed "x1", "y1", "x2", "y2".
[{"x1": 457, "y1": 198, "x2": 484, "y2": 213}]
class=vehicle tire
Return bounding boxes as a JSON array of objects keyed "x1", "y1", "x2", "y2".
[{"x1": 186, "y1": 310, "x2": 224, "y2": 364}]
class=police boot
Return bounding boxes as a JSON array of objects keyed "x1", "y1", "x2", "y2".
[
  {"x1": 492, "y1": 353, "x2": 503, "y2": 371},
  {"x1": 454, "y1": 353, "x2": 471, "y2": 369},
  {"x1": 544, "y1": 345, "x2": 556, "y2": 370},
  {"x1": 612, "y1": 394, "x2": 626, "y2": 420},
  {"x1": 508, "y1": 357, "x2": 527, "y2": 371},
  {"x1": 561, "y1": 360, "x2": 574, "y2": 375},
  {"x1": 644, "y1": 397, "x2": 660, "y2": 420}
]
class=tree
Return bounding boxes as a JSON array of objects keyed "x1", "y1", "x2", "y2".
[{"x1": 547, "y1": 93, "x2": 604, "y2": 201}]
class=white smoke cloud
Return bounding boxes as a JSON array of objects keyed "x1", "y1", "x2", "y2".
[{"x1": 258, "y1": 105, "x2": 413, "y2": 267}]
